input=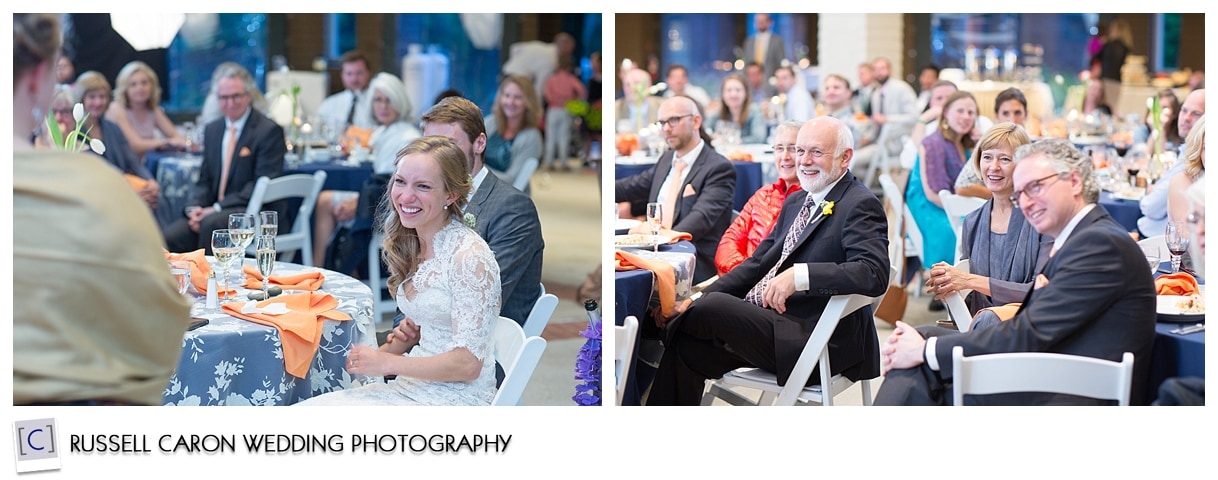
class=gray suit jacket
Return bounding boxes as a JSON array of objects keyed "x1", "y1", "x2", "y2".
[
  {"x1": 743, "y1": 33, "x2": 786, "y2": 78},
  {"x1": 870, "y1": 79, "x2": 919, "y2": 154},
  {"x1": 466, "y1": 171, "x2": 544, "y2": 325}
]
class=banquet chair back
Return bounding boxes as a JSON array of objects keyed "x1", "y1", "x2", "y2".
[
  {"x1": 939, "y1": 190, "x2": 987, "y2": 263},
  {"x1": 513, "y1": 157, "x2": 539, "y2": 192},
  {"x1": 701, "y1": 293, "x2": 880, "y2": 406},
  {"x1": 366, "y1": 232, "x2": 397, "y2": 321},
  {"x1": 879, "y1": 173, "x2": 923, "y2": 291},
  {"x1": 1137, "y1": 235, "x2": 1168, "y2": 260},
  {"x1": 944, "y1": 259, "x2": 975, "y2": 332},
  {"x1": 244, "y1": 171, "x2": 327, "y2": 265},
  {"x1": 951, "y1": 346, "x2": 1134, "y2": 406},
  {"x1": 491, "y1": 316, "x2": 547, "y2": 406},
  {"x1": 523, "y1": 285, "x2": 559, "y2": 338},
  {"x1": 615, "y1": 316, "x2": 639, "y2": 406}
]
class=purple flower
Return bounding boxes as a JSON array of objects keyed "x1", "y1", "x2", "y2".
[{"x1": 572, "y1": 317, "x2": 602, "y2": 406}]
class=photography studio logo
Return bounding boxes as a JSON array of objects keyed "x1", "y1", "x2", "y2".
[{"x1": 13, "y1": 418, "x2": 61, "y2": 473}]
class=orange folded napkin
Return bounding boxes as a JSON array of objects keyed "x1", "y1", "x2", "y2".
[
  {"x1": 658, "y1": 229, "x2": 693, "y2": 244},
  {"x1": 1155, "y1": 273, "x2": 1200, "y2": 296},
  {"x1": 344, "y1": 126, "x2": 373, "y2": 149},
  {"x1": 164, "y1": 248, "x2": 237, "y2": 297},
  {"x1": 125, "y1": 173, "x2": 150, "y2": 190},
  {"x1": 615, "y1": 249, "x2": 678, "y2": 319},
  {"x1": 980, "y1": 303, "x2": 1022, "y2": 322},
  {"x1": 243, "y1": 265, "x2": 326, "y2": 291},
  {"x1": 222, "y1": 292, "x2": 352, "y2": 378}
]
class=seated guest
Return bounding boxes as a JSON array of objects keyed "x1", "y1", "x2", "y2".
[
  {"x1": 715, "y1": 120, "x2": 803, "y2": 275},
  {"x1": 313, "y1": 72, "x2": 421, "y2": 266},
  {"x1": 775, "y1": 65, "x2": 814, "y2": 123},
  {"x1": 711, "y1": 73, "x2": 768, "y2": 144},
  {"x1": 908, "y1": 80, "x2": 958, "y2": 147},
  {"x1": 298, "y1": 137, "x2": 502, "y2": 406},
  {"x1": 1167, "y1": 115, "x2": 1205, "y2": 224},
  {"x1": 876, "y1": 139, "x2": 1157, "y2": 406},
  {"x1": 744, "y1": 62, "x2": 776, "y2": 106},
  {"x1": 1139, "y1": 89, "x2": 1204, "y2": 237},
  {"x1": 924, "y1": 123, "x2": 1050, "y2": 330},
  {"x1": 15, "y1": 12, "x2": 190, "y2": 406},
  {"x1": 163, "y1": 63, "x2": 285, "y2": 253},
  {"x1": 73, "y1": 71, "x2": 159, "y2": 209},
  {"x1": 1131, "y1": 89, "x2": 1183, "y2": 151},
  {"x1": 820, "y1": 74, "x2": 867, "y2": 148},
  {"x1": 199, "y1": 61, "x2": 269, "y2": 126},
  {"x1": 105, "y1": 60, "x2": 187, "y2": 159},
  {"x1": 616, "y1": 67, "x2": 663, "y2": 133},
  {"x1": 954, "y1": 87, "x2": 1023, "y2": 198},
  {"x1": 615, "y1": 95, "x2": 737, "y2": 285},
  {"x1": 483, "y1": 75, "x2": 543, "y2": 188},
  {"x1": 35, "y1": 85, "x2": 76, "y2": 148},
  {"x1": 661, "y1": 64, "x2": 711, "y2": 111},
  {"x1": 55, "y1": 47, "x2": 74, "y2": 87},
  {"x1": 647, "y1": 116, "x2": 889, "y2": 406},
  {"x1": 914, "y1": 63, "x2": 941, "y2": 113},
  {"x1": 316, "y1": 49, "x2": 377, "y2": 133}
]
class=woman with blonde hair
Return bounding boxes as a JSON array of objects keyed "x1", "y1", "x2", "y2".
[
  {"x1": 1167, "y1": 115, "x2": 1205, "y2": 224},
  {"x1": 298, "y1": 136, "x2": 502, "y2": 406},
  {"x1": 484, "y1": 75, "x2": 543, "y2": 187},
  {"x1": 75, "y1": 71, "x2": 160, "y2": 208},
  {"x1": 106, "y1": 60, "x2": 187, "y2": 158}
]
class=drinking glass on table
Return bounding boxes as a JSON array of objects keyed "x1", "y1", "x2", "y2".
[
  {"x1": 254, "y1": 234, "x2": 276, "y2": 300},
  {"x1": 645, "y1": 202, "x2": 663, "y2": 253},
  {"x1": 211, "y1": 229, "x2": 241, "y2": 303},
  {"x1": 1166, "y1": 221, "x2": 1191, "y2": 274},
  {"x1": 1140, "y1": 245, "x2": 1161, "y2": 275},
  {"x1": 168, "y1": 260, "x2": 191, "y2": 296},
  {"x1": 259, "y1": 211, "x2": 278, "y2": 237},
  {"x1": 229, "y1": 213, "x2": 256, "y2": 276}
]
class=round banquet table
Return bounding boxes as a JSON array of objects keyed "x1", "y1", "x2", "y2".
[
  {"x1": 1146, "y1": 262, "x2": 1205, "y2": 404},
  {"x1": 286, "y1": 160, "x2": 374, "y2": 193},
  {"x1": 161, "y1": 258, "x2": 376, "y2": 406},
  {"x1": 614, "y1": 159, "x2": 764, "y2": 212}
]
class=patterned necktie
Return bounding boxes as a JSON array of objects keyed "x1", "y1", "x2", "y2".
[
  {"x1": 218, "y1": 125, "x2": 237, "y2": 201},
  {"x1": 745, "y1": 194, "x2": 820, "y2": 306},
  {"x1": 661, "y1": 158, "x2": 687, "y2": 229}
]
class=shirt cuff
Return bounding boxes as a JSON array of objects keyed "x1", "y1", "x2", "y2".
[
  {"x1": 925, "y1": 336, "x2": 940, "y2": 371},
  {"x1": 794, "y1": 263, "x2": 809, "y2": 291},
  {"x1": 213, "y1": 202, "x2": 223, "y2": 213}
]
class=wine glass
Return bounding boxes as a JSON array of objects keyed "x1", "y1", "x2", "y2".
[
  {"x1": 1166, "y1": 221, "x2": 1191, "y2": 274},
  {"x1": 255, "y1": 234, "x2": 276, "y2": 300},
  {"x1": 1140, "y1": 245, "x2": 1161, "y2": 275},
  {"x1": 259, "y1": 211, "x2": 279, "y2": 237},
  {"x1": 211, "y1": 229, "x2": 241, "y2": 303},
  {"x1": 645, "y1": 202, "x2": 663, "y2": 253},
  {"x1": 229, "y1": 212, "x2": 256, "y2": 257},
  {"x1": 168, "y1": 260, "x2": 191, "y2": 296}
]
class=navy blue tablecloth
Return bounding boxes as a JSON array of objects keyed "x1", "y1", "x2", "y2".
[
  {"x1": 286, "y1": 161, "x2": 374, "y2": 193},
  {"x1": 1146, "y1": 262, "x2": 1205, "y2": 404},
  {"x1": 614, "y1": 161, "x2": 765, "y2": 212},
  {"x1": 1099, "y1": 191, "x2": 1141, "y2": 233},
  {"x1": 615, "y1": 240, "x2": 696, "y2": 405}
]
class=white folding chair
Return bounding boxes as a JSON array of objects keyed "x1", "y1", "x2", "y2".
[
  {"x1": 366, "y1": 232, "x2": 397, "y2": 322},
  {"x1": 523, "y1": 284, "x2": 559, "y2": 338},
  {"x1": 512, "y1": 157, "x2": 539, "y2": 192},
  {"x1": 615, "y1": 316, "x2": 640, "y2": 406},
  {"x1": 951, "y1": 346, "x2": 1135, "y2": 406},
  {"x1": 943, "y1": 259, "x2": 975, "y2": 332},
  {"x1": 939, "y1": 190, "x2": 987, "y2": 263},
  {"x1": 701, "y1": 293, "x2": 880, "y2": 406},
  {"x1": 491, "y1": 316, "x2": 548, "y2": 406},
  {"x1": 1137, "y1": 235, "x2": 1168, "y2": 261},
  {"x1": 243, "y1": 171, "x2": 327, "y2": 265},
  {"x1": 879, "y1": 173, "x2": 924, "y2": 294}
]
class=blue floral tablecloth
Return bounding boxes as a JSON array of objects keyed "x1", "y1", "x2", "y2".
[{"x1": 162, "y1": 259, "x2": 376, "y2": 406}]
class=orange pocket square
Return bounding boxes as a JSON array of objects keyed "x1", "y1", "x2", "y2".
[
  {"x1": 1155, "y1": 273, "x2": 1200, "y2": 296},
  {"x1": 239, "y1": 146, "x2": 252, "y2": 157},
  {"x1": 682, "y1": 184, "x2": 697, "y2": 197}
]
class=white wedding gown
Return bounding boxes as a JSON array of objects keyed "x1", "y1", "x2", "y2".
[{"x1": 299, "y1": 219, "x2": 501, "y2": 406}]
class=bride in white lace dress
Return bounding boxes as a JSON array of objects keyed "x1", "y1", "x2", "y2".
[{"x1": 298, "y1": 136, "x2": 501, "y2": 406}]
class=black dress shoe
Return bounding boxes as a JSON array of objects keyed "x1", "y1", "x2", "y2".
[{"x1": 928, "y1": 299, "x2": 946, "y2": 311}]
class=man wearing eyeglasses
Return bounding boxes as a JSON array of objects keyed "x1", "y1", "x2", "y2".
[
  {"x1": 876, "y1": 139, "x2": 1156, "y2": 405},
  {"x1": 616, "y1": 96, "x2": 737, "y2": 285},
  {"x1": 1138, "y1": 88, "x2": 1204, "y2": 238},
  {"x1": 646, "y1": 116, "x2": 889, "y2": 406},
  {"x1": 163, "y1": 64, "x2": 285, "y2": 253}
]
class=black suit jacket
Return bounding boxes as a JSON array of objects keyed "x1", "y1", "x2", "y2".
[
  {"x1": 614, "y1": 144, "x2": 736, "y2": 283},
  {"x1": 931, "y1": 206, "x2": 1157, "y2": 405},
  {"x1": 465, "y1": 171, "x2": 544, "y2": 325},
  {"x1": 705, "y1": 171, "x2": 890, "y2": 384},
  {"x1": 190, "y1": 109, "x2": 286, "y2": 211}
]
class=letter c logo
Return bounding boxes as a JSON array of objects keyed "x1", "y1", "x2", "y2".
[{"x1": 26, "y1": 428, "x2": 45, "y2": 451}]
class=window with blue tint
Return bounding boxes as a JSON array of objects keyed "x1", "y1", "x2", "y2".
[
  {"x1": 165, "y1": 13, "x2": 268, "y2": 118},
  {"x1": 395, "y1": 13, "x2": 500, "y2": 117},
  {"x1": 328, "y1": 13, "x2": 357, "y2": 59}
]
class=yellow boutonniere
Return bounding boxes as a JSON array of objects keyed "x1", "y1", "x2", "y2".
[{"x1": 821, "y1": 201, "x2": 835, "y2": 216}]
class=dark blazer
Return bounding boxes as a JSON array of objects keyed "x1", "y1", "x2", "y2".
[
  {"x1": 704, "y1": 171, "x2": 890, "y2": 384},
  {"x1": 190, "y1": 109, "x2": 285, "y2": 211},
  {"x1": 96, "y1": 118, "x2": 152, "y2": 179},
  {"x1": 743, "y1": 32, "x2": 786, "y2": 78},
  {"x1": 466, "y1": 171, "x2": 544, "y2": 325},
  {"x1": 614, "y1": 144, "x2": 737, "y2": 284},
  {"x1": 931, "y1": 206, "x2": 1157, "y2": 405}
]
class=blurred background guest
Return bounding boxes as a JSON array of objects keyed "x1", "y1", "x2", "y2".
[
  {"x1": 55, "y1": 47, "x2": 75, "y2": 86},
  {"x1": 74, "y1": 71, "x2": 160, "y2": 209},
  {"x1": 775, "y1": 65, "x2": 813, "y2": 123},
  {"x1": 483, "y1": 74, "x2": 543, "y2": 188},
  {"x1": 1132, "y1": 89, "x2": 1183, "y2": 152},
  {"x1": 1139, "y1": 89, "x2": 1204, "y2": 238},
  {"x1": 661, "y1": 64, "x2": 710, "y2": 110},
  {"x1": 1167, "y1": 115, "x2": 1205, "y2": 225},
  {"x1": 742, "y1": 13, "x2": 785, "y2": 81},
  {"x1": 199, "y1": 61, "x2": 269, "y2": 126},
  {"x1": 711, "y1": 72, "x2": 767, "y2": 144},
  {"x1": 107, "y1": 60, "x2": 188, "y2": 159},
  {"x1": 317, "y1": 49, "x2": 376, "y2": 133},
  {"x1": 915, "y1": 63, "x2": 941, "y2": 113},
  {"x1": 1093, "y1": 17, "x2": 1132, "y2": 117},
  {"x1": 616, "y1": 67, "x2": 662, "y2": 133},
  {"x1": 543, "y1": 56, "x2": 586, "y2": 172}
]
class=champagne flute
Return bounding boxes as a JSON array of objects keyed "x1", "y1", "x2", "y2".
[
  {"x1": 259, "y1": 211, "x2": 279, "y2": 237},
  {"x1": 255, "y1": 234, "x2": 276, "y2": 300},
  {"x1": 229, "y1": 213, "x2": 256, "y2": 283},
  {"x1": 1166, "y1": 221, "x2": 1191, "y2": 274},
  {"x1": 211, "y1": 229, "x2": 241, "y2": 303},
  {"x1": 645, "y1": 202, "x2": 663, "y2": 253}
]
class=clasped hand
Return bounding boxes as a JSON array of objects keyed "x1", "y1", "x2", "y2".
[{"x1": 925, "y1": 262, "x2": 967, "y2": 300}]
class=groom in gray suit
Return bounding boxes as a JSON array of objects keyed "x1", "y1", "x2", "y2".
[{"x1": 420, "y1": 97, "x2": 544, "y2": 326}]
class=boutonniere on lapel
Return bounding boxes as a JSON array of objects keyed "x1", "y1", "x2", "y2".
[
  {"x1": 463, "y1": 213, "x2": 477, "y2": 228},
  {"x1": 821, "y1": 200, "x2": 835, "y2": 216}
]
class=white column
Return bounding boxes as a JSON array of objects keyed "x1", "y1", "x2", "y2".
[{"x1": 817, "y1": 13, "x2": 906, "y2": 92}]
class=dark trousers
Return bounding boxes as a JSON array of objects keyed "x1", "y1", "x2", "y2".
[
  {"x1": 163, "y1": 211, "x2": 231, "y2": 253},
  {"x1": 646, "y1": 292, "x2": 781, "y2": 406}
]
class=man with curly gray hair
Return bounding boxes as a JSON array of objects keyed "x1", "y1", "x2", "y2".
[{"x1": 876, "y1": 138, "x2": 1157, "y2": 405}]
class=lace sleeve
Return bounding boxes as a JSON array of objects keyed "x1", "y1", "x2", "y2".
[{"x1": 446, "y1": 231, "x2": 502, "y2": 362}]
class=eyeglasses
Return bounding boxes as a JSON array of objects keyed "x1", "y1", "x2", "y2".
[
  {"x1": 217, "y1": 92, "x2": 248, "y2": 103},
  {"x1": 793, "y1": 147, "x2": 831, "y2": 159},
  {"x1": 772, "y1": 144, "x2": 797, "y2": 155},
  {"x1": 656, "y1": 114, "x2": 693, "y2": 128},
  {"x1": 1009, "y1": 172, "x2": 1068, "y2": 204},
  {"x1": 51, "y1": 108, "x2": 73, "y2": 116},
  {"x1": 1187, "y1": 211, "x2": 1201, "y2": 226}
]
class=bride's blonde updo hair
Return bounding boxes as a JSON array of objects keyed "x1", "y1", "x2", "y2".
[{"x1": 379, "y1": 135, "x2": 473, "y2": 294}]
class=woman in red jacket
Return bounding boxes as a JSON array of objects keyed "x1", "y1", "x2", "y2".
[{"x1": 714, "y1": 120, "x2": 804, "y2": 275}]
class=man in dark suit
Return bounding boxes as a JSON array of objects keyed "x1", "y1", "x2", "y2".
[
  {"x1": 164, "y1": 64, "x2": 284, "y2": 253},
  {"x1": 419, "y1": 97, "x2": 543, "y2": 326},
  {"x1": 742, "y1": 13, "x2": 786, "y2": 81},
  {"x1": 615, "y1": 95, "x2": 736, "y2": 285},
  {"x1": 876, "y1": 139, "x2": 1157, "y2": 405},
  {"x1": 646, "y1": 116, "x2": 890, "y2": 406}
]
